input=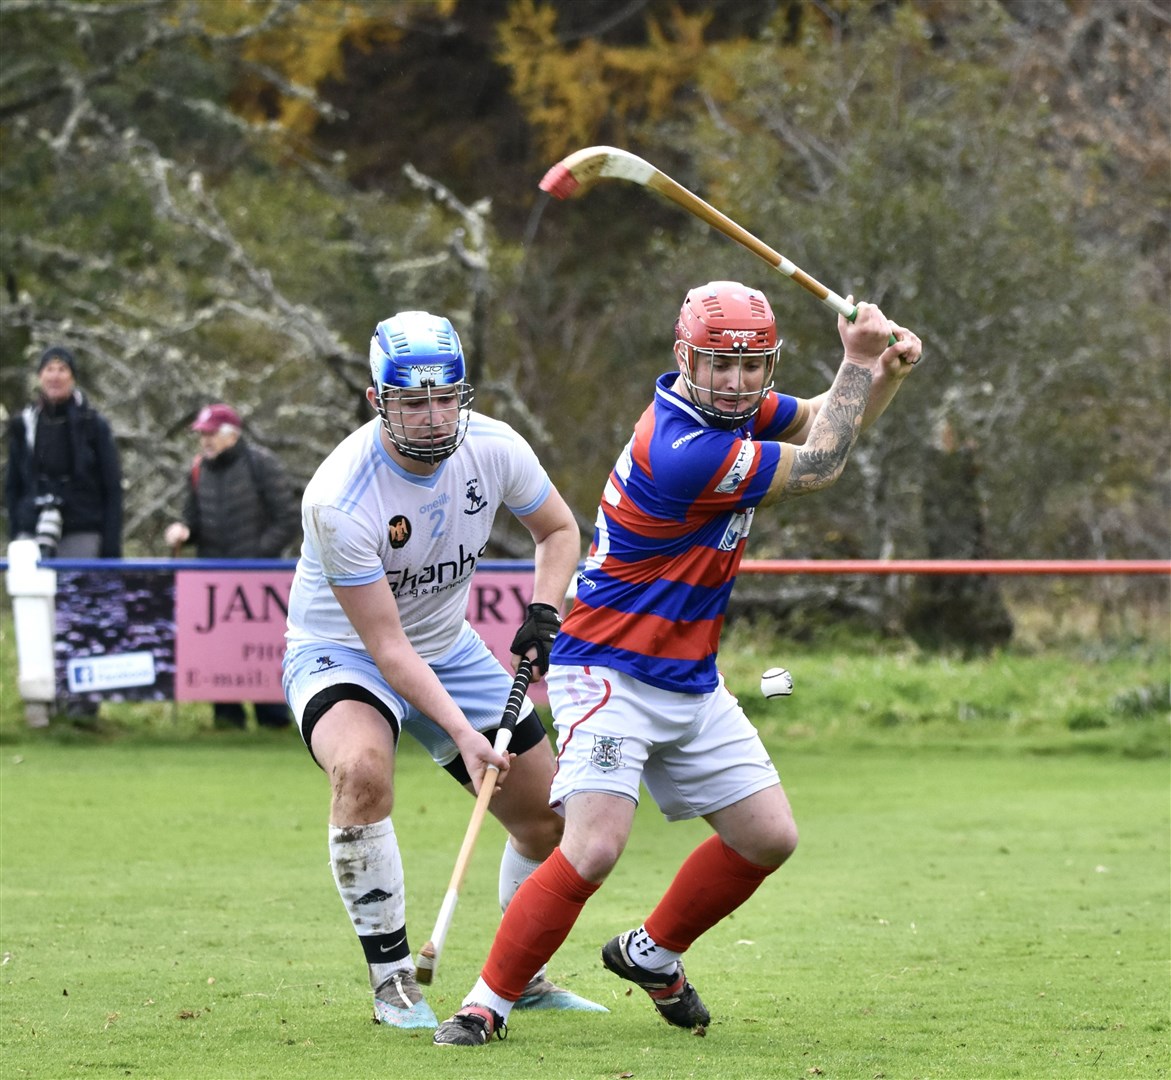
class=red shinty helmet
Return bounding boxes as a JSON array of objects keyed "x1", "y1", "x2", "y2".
[
  {"x1": 674, "y1": 281, "x2": 781, "y2": 428},
  {"x1": 676, "y1": 280, "x2": 778, "y2": 352}
]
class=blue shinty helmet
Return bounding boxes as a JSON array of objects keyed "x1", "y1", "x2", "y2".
[
  {"x1": 370, "y1": 310, "x2": 467, "y2": 390},
  {"x1": 369, "y1": 311, "x2": 474, "y2": 463}
]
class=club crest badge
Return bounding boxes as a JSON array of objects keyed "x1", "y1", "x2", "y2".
[
  {"x1": 387, "y1": 514, "x2": 411, "y2": 548},
  {"x1": 463, "y1": 477, "x2": 487, "y2": 516},
  {"x1": 590, "y1": 735, "x2": 623, "y2": 772}
]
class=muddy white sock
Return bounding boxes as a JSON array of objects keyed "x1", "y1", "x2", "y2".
[{"x1": 329, "y1": 818, "x2": 411, "y2": 990}]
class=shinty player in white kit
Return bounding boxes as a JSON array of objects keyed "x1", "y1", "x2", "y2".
[{"x1": 282, "y1": 310, "x2": 605, "y2": 1029}]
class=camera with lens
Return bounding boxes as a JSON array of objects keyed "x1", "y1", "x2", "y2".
[{"x1": 33, "y1": 492, "x2": 64, "y2": 557}]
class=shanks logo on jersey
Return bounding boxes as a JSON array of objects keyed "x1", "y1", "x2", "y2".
[
  {"x1": 463, "y1": 477, "x2": 487, "y2": 516},
  {"x1": 387, "y1": 542, "x2": 485, "y2": 598},
  {"x1": 387, "y1": 514, "x2": 412, "y2": 549}
]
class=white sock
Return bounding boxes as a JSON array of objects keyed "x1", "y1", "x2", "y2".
[
  {"x1": 329, "y1": 818, "x2": 410, "y2": 990},
  {"x1": 498, "y1": 840, "x2": 543, "y2": 911},
  {"x1": 626, "y1": 925, "x2": 682, "y2": 975},
  {"x1": 463, "y1": 976, "x2": 516, "y2": 1023},
  {"x1": 499, "y1": 840, "x2": 546, "y2": 983}
]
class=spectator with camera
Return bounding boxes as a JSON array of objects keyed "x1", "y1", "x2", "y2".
[{"x1": 4, "y1": 346, "x2": 123, "y2": 559}]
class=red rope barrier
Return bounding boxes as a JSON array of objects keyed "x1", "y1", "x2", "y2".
[{"x1": 739, "y1": 560, "x2": 1171, "y2": 576}]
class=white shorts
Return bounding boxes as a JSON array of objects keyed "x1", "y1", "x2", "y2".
[
  {"x1": 282, "y1": 622, "x2": 536, "y2": 766},
  {"x1": 545, "y1": 664, "x2": 780, "y2": 822}
]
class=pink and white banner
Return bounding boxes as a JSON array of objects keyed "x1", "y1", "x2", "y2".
[
  {"x1": 174, "y1": 570, "x2": 289, "y2": 702},
  {"x1": 55, "y1": 564, "x2": 544, "y2": 706}
]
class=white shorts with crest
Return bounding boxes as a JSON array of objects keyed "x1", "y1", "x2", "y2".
[{"x1": 545, "y1": 664, "x2": 779, "y2": 822}]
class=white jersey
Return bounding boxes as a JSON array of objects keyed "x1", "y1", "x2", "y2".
[{"x1": 286, "y1": 414, "x2": 551, "y2": 660}]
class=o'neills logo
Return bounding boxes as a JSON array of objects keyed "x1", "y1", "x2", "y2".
[{"x1": 387, "y1": 514, "x2": 411, "y2": 549}]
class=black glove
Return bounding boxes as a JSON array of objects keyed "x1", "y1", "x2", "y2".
[{"x1": 510, "y1": 602, "x2": 562, "y2": 675}]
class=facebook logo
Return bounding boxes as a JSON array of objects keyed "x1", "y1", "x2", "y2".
[{"x1": 66, "y1": 652, "x2": 155, "y2": 693}]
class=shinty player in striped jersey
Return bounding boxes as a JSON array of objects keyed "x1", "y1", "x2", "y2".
[{"x1": 435, "y1": 281, "x2": 921, "y2": 1046}]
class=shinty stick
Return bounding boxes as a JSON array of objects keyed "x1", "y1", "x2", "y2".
[
  {"x1": 414, "y1": 658, "x2": 533, "y2": 984},
  {"x1": 539, "y1": 145, "x2": 897, "y2": 342}
]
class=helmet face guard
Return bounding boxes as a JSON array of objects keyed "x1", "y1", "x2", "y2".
[
  {"x1": 675, "y1": 281, "x2": 781, "y2": 430},
  {"x1": 369, "y1": 311, "x2": 475, "y2": 463}
]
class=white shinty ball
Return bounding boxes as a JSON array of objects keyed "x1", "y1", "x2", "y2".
[{"x1": 760, "y1": 667, "x2": 794, "y2": 698}]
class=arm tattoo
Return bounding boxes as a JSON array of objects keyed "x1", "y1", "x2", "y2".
[{"x1": 786, "y1": 363, "x2": 873, "y2": 495}]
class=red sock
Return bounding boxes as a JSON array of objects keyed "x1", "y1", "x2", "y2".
[
  {"x1": 482, "y1": 847, "x2": 599, "y2": 999},
  {"x1": 644, "y1": 835, "x2": 776, "y2": 954}
]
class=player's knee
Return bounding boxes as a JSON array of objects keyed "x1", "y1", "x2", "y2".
[
  {"x1": 760, "y1": 818, "x2": 799, "y2": 867},
  {"x1": 780, "y1": 819, "x2": 799, "y2": 863},
  {"x1": 329, "y1": 750, "x2": 393, "y2": 820},
  {"x1": 564, "y1": 833, "x2": 624, "y2": 883},
  {"x1": 735, "y1": 817, "x2": 798, "y2": 869}
]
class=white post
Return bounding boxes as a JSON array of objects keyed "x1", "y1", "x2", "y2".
[{"x1": 5, "y1": 539, "x2": 58, "y2": 728}]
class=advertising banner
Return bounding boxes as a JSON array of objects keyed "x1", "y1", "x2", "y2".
[
  {"x1": 174, "y1": 569, "x2": 290, "y2": 703},
  {"x1": 52, "y1": 563, "x2": 544, "y2": 706},
  {"x1": 54, "y1": 568, "x2": 176, "y2": 708}
]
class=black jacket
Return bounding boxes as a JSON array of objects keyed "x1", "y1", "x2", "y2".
[
  {"x1": 181, "y1": 439, "x2": 299, "y2": 559},
  {"x1": 4, "y1": 390, "x2": 123, "y2": 557}
]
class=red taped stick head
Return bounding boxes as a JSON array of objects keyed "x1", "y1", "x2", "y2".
[{"x1": 539, "y1": 162, "x2": 580, "y2": 200}]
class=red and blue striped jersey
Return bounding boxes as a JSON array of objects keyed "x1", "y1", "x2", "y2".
[{"x1": 552, "y1": 372, "x2": 806, "y2": 692}]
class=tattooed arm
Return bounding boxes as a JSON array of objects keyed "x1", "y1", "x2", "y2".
[{"x1": 762, "y1": 301, "x2": 921, "y2": 506}]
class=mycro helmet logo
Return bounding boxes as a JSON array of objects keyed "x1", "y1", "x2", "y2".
[{"x1": 410, "y1": 363, "x2": 446, "y2": 381}]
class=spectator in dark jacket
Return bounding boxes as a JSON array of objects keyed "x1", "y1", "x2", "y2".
[
  {"x1": 4, "y1": 346, "x2": 123, "y2": 558},
  {"x1": 164, "y1": 402, "x2": 300, "y2": 729}
]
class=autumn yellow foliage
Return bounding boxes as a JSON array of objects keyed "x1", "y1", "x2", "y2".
[
  {"x1": 226, "y1": 0, "x2": 457, "y2": 136},
  {"x1": 495, "y1": 0, "x2": 711, "y2": 160}
]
